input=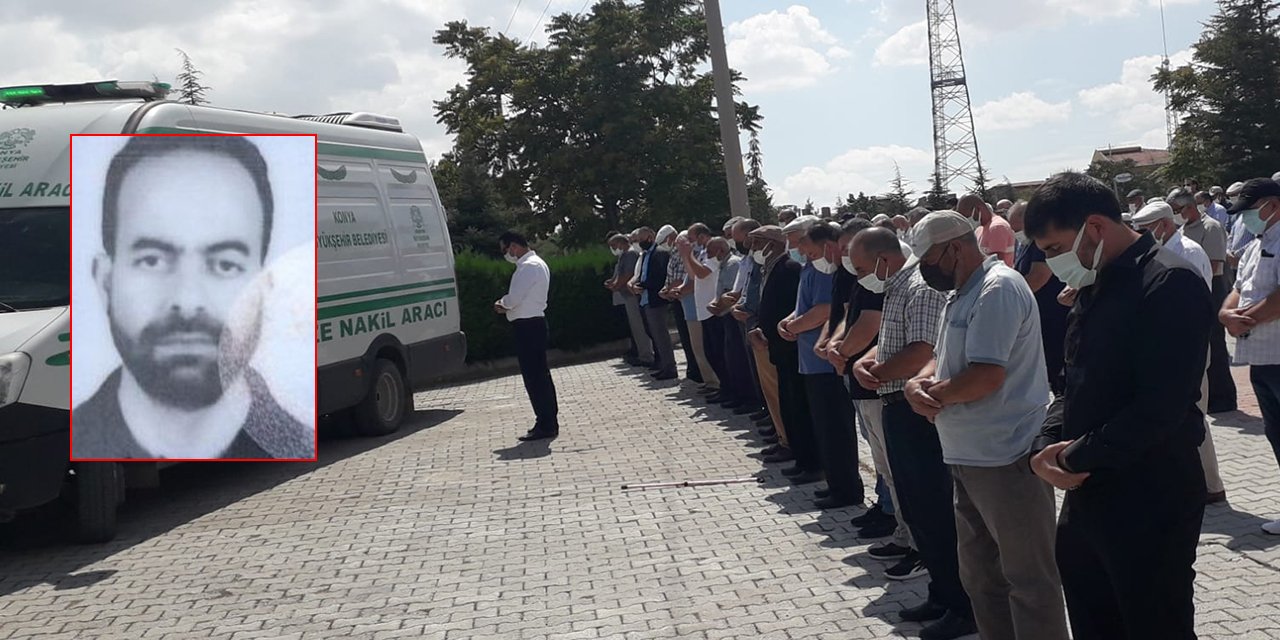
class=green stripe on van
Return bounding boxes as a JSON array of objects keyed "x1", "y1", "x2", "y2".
[
  {"x1": 317, "y1": 288, "x2": 456, "y2": 320},
  {"x1": 318, "y1": 278, "x2": 455, "y2": 304},
  {"x1": 135, "y1": 127, "x2": 427, "y2": 163}
]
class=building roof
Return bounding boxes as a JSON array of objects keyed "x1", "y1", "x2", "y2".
[{"x1": 1091, "y1": 146, "x2": 1170, "y2": 168}]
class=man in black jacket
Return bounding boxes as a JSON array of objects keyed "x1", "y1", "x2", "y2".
[
  {"x1": 630, "y1": 226, "x2": 677, "y2": 380},
  {"x1": 1025, "y1": 172, "x2": 1212, "y2": 640},
  {"x1": 747, "y1": 225, "x2": 822, "y2": 484}
]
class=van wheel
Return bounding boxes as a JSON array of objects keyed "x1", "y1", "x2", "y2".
[
  {"x1": 74, "y1": 463, "x2": 122, "y2": 544},
  {"x1": 353, "y1": 358, "x2": 408, "y2": 437}
]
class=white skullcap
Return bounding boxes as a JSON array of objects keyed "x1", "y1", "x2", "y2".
[
  {"x1": 655, "y1": 224, "x2": 677, "y2": 244},
  {"x1": 1130, "y1": 201, "x2": 1174, "y2": 226},
  {"x1": 871, "y1": 214, "x2": 892, "y2": 225},
  {"x1": 909, "y1": 211, "x2": 973, "y2": 256},
  {"x1": 1227, "y1": 181, "x2": 1246, "y2": 197}
]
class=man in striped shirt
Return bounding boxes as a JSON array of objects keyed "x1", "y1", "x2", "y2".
[{"x1": 850, "y1": 227, "x2": 976, "y2": 639}]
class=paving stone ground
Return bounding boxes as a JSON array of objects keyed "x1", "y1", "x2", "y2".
[{"x1": 2, "y1": 356, "x2": 1279, "y2": 639}]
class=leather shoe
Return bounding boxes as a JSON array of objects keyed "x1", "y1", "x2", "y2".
[
  {"x1": 760, "y1": 444, "x2": 783, "y2": 456},
  {"x1": 899, "y1": 600, "x2": 947, "y2": 623},
  {"x1": 757, "y1": 427, "x2": 776, "y2": 436},
  {"x1": 815, "y1": 496, "x2": 862, "y2": 510},
  {"x1": 780, "y1": 465, "x2": 806, "y2": 477},
  {"x1": 762, "y1": 449, "x2": 794, "y2": 463},
  {"x1": 856, "y1": 522, "x2": 896, "y2": 540},
  {"x1": 919, "y1": 611, "x2": 978, "y2": 640},
  {"x1": 749, "y1": 410, "x2": 770, "y2": 421},
  {"x1": 761, "y1": 435, "x2": 778, "y2": 445},
  {"x1": 789, "y1": 471, "x2": 823, "y2": 485},
  {"x1": 651, "y1": 372, "x2": 677, "y2": 381},
  {"x1": 1207, "y1": 490, "x2": 1228, "y2": 504},
  {"x1": 754, "y1": 416, "x2": 774, "y2": 427},
  {"x1": 733, "y1": 405, "x2": 759, "y2": 415},
  {"x1": 518, "y1": 430, "x2": 558, "y2": 442}
]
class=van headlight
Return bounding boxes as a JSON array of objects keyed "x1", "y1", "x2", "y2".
[{"x1": 0, "y1": 352, "x2": 31, "y2": 409}]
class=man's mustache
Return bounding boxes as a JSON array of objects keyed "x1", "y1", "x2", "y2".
[{"x1": 137, "y1": 313, "x2": 223, "y2": 349}]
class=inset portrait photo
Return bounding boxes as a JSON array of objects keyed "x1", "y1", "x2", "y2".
[{"x1": 70, "y1": 134, "x2": 317, "y2": 461}]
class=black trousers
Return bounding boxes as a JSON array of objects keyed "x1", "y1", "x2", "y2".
[
  {"x1": 804, "y1": 372, "x2": 865, "y2": 503},
  {"x1": 512, "y1": 317, "x2": 559, "y2": 433},
  {"x1": 882, "y1": 399, "x2": 972, "y2": 618},
  {"x1": 702, "y1": 316, "x2": 729, "y2": 391},
  {"x1": 1055, "y1": 447, "x2": 1205, "y2": 639},
  {"x1": 721, "y1": 317, "x2": 758, "y2": 405},
  {"x1": 771, "y1": 345, "x2": 819, "y2": 471},
  {"x1": 1248, "y1": 364, "x2": 1280, "y2": 469},
  {"x1": 740, "y1": 319, "x2": 766, "y2": 404},
  {"x1": 1207, "y1": 275, "x2": 1236, "y2": 410},
  {"x1": 672, "y1": 305, "x2": 702, "y2": 382}
]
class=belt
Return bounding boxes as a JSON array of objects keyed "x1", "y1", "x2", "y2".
[{"x1": 881, "y1": 390, "x2": 906, "y2": 406}]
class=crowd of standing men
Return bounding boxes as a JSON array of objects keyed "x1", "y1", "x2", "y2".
[{"x1": 598, "y1": 170, "x2": 1280, "y2": 640}]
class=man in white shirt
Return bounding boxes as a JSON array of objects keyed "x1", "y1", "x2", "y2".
[
  {"x1": 1220, "y1": 178, "x2": 1280, "y2": 534},
  {"x1": 495, "y1": 231, "x2": 559, "y2": 441},
  {"x1": 1129, "y1": 201, "x2": 1227, "y2": 502}
]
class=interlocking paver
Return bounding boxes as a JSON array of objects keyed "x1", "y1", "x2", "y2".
[{"x1": 1, "y1": 356, "x2": 1278, "y2": 638}]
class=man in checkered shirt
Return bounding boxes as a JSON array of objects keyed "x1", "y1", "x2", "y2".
[{"x1": 850, "y1": 226, "x2": 976, "y2": 638}]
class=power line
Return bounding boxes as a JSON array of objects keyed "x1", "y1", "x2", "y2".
[
  {"x1": 503, "y1": 0, "x2": 524, "y2": 35},
  {"x1": 527, "y1": 0, "x2": 556, "y2": 41}
]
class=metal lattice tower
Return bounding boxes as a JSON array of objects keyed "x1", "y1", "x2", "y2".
[{"x1": 927, "y1": 0, "x2": 984, "y2": 193}]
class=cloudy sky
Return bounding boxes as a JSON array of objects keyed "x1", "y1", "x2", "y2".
[{"x1": 6, "y1": 0, "x2": 1213, "y2": 207}]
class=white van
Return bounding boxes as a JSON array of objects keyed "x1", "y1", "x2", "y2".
[{"x1": 0, "y1": 80, "x2": 466, "y2": 542}]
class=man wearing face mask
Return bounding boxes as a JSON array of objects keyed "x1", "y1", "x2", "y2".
[
  {"x1": 723, "y1": 219, "x2": 770, "y2": 416},
  {"x1": 958, "y1": 194, "x2": 1015, "y2": 267},
  {"x1": 490, "y1": 232, "x2": 560, "y2": 442},
  {"x1": 1221, "y1": 177, "x2": 1280, "y2": 536},
  {"x1": 680, "y1": 225, "x2": 724, "y2": 397},
  {"x1": 732, "y1": 220, "x2": 791, "y2": 455},
  {"x1": 658, "y1": 227, "x2": 704, "y2": 385},
  {"x1": 606, "y1": 233, "x2": 652, "y2": 368},
  {"x1": 1009, "y1": 201, "x2": 1069, "y2": 397},
  {"x1": 1197, "y1": 190, "x2": 1230, "y2": 229},
  {"x1": 1024, "y1": 172, "x2": 1213, "y2": 640},
  {"x1": 748, "y1": 225, "x2": 822, "y2": 480},
  {"x1": 1124, "y1": 189, "x2": 1146, "y2": 223},
  {"x1": 630, "y1": 226, "x2": 678, "y2": 381},
  {"x1": 1171, "y1": 188, "x2": 1236, "y2": 413},
  {"x1": 904, "y1": 211, "x2": 1067, "y2": 640},
  {"x1": 786, "y1": 220, "x2": 867, "y2": 509},
  {"x1": 850, "y1": 228, "x2": 975, "y2": 638}
]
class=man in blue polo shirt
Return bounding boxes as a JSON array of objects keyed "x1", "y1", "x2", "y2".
[{"x1": 905, "y1": 211, "x2": 1067, "y2": 640}]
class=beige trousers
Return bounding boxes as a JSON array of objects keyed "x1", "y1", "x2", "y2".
[
  {"x1": 686, "y1": 319, "x2": 719, "y2": 389},
  {"x1": 750, "y1": 339, "x2": 787, "y2": 446},
  {"x1": 1197, "y1": 359, "x2": 1225, "y2": 494}
]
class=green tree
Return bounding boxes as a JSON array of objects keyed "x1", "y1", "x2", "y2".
[
  {"x1": 174, "y1": 49, "x2": 210, "y2": 105},
  {"x1": 926, "y1": 169, "x2": 949, "y2": 210},
  {"x1": 971, "y1": 164, "x2": 989, "y2": 201},
  {"x1": 1085, "y1": 157, "x2": 1167, "y2": 204},
  {"x1": 745, "y1": 116, "x2": 774, "y2": 221},
  {"x1": 434, "y1": 0, "x2": 763, "y2": 248},
  {"x1": 884, "y1": 163, "x2": 913, "y2": 215},
  {"x1": 1154, "y1": 0, "x2": 1280, "y2": 184}
]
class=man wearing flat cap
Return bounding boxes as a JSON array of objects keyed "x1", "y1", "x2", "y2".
[
  {"x1": 1125, "y1": 189, "x2": 1146, "y2": 221},
  {"x1": 1220, "y1": 177, "x2": 1280, "y2": 537},
  {"x1": 904, "y1": 211, "x2": 1066, "y2": 640}
]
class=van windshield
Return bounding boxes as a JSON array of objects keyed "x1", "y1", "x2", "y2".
[{"x1": 0, "y1": 207, "x2": 70, "y2": 311}]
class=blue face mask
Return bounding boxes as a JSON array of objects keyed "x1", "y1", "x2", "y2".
[
  {"x1": 788, "y1": 248, "x2": 807, "y2": 265},
  {"x1": 1241, "y1": 204, "x2": 1272, "y2": 235}
]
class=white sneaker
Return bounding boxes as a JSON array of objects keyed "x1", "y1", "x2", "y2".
[{"x1": 1262, "y1": 519, "x2": 1280, "y2": 535}]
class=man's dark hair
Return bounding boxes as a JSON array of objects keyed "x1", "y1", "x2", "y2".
[
  {"x1": 840, "y1": 217, "x2": 873, "y2": 237},
  {"x1": 1195, "y1": 190, "x2": 1212, "y2": 202},
  {"x1": 1025, "y1": 171, "x2": 1121, "y2": 238},
  {"x1": 688, "y1": 223, "x2": 712, "y2": 238},
  {"x1": 103, "y1": 135, "x2": 274, "y2": 260},
  {"x1": 806, "y1": 221, "x2": 840, "y2": 244},
  {"x1": 499, "y1": 231, "x2": 529, "y2": 248}
]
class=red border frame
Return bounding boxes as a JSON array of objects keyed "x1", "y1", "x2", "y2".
[{"x1": 68, "y1": 133, "x2": 320, "y2": 463}]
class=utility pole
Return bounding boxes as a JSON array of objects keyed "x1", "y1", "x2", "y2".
[
  {"x1": 703, "y1": 0, "x2": 752, "y2": 219},
  {"x1": 926, "y1": 0, "x2": 984, "y2": 193}
]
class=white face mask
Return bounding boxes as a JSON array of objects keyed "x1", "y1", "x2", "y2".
[
  {"x1": 1197, "y1": 204, "x2": 1208, "y2": 215},
  {"x1": 630, "y1": 242, "x2": 641, "y2": 253},
  {"x1": 858, "y1": 257, "x2": 887, "y2": 293},
  {"x1": 611, "y1": 247, "x2": 624, "y2": 257},
  {"x1": 1172, "y1": 213, "x2": 1187, "y2": 226},
  {"x1": 504, "y1": 252, "x2": 519, "y2": 264},
  {"x1": 813, "y1": 257, "x2": 837, "y2": 274},
  {"x1": 751, "y1": 249, "x2": 767, "y2": 265},
  {"x1": 1129, "y1": 204, "x2": 1137, "y2": 214},
  {"x1": 842, "y1": 255, "x2": 857, "y2": 275},
  {"x1": 1014, "y1": 230, "x2": 1029, "y2": 246},
  {"x1": 1045, "y1": 223, "x2": 1104, "y2": 289}
]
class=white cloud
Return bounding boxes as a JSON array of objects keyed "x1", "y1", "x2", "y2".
[
  {"x1": 1077, "y1": 49, "x2": 1192, "y2": 134},
  {"x1": 873, "y1": 21, "x2": 927, "y2": 67},
  {"x1": 727, "y1": 6, "x2": 850, "y2": 93},
  {"x1": 973, "y1": 92, "x2": 1072, "y2": 132},
  {"x1": 773, "y1": 144, "x2": 934, "y2": 205}
]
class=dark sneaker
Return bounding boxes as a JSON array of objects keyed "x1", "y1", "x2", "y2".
[
  {"x1": 856, "y1": 522, "x2": 896, "y2": 540},
  {"x1": 899, "y1": 599, "x2": 947, "y2": 623},
  {"x1": 788, "y1": 471, "x2": 823, "y2": 485},
  {"x1": 780, "y1": 465, "x2": 806, "y2": 477},
  {"x1": 851, "y1": 503, "x2": 890, "y2": 528},
  {"x1": 885, "y1": 551, "x2": 927, "y2": 581},
  {"x1": 867, "y1": 542, "x2": 911, "y2": 560},
  {"x1": 762, "y1": 449, "x2": 795, "y2": 463},
  {"x1": 919, "y1": 611, "x2": 978, "y2": 640}
]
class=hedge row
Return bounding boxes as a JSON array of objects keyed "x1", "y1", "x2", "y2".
[{"x1": 454, "y1": 249, "x2": 631, "y2": 362}]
